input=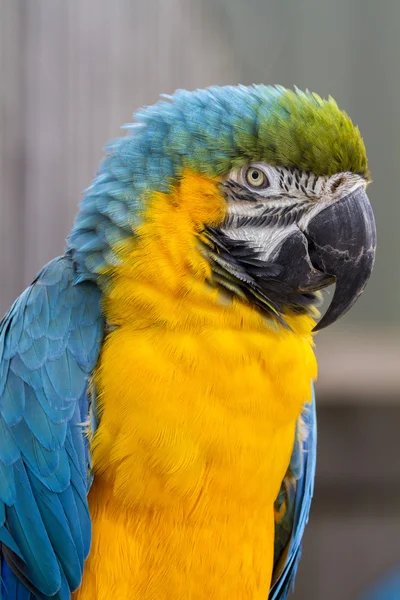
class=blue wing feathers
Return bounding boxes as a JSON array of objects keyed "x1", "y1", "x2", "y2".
[
  {"x1": 2, "y1": 372, "x2": 25, "y2": 426},
  {"x1": 58, "y1": 486, "x2": 85, "y2": 565},
  {"x1": 0, "y1": 256, "x2": 103, "y2": 599},
  {"x1": 9, "y1": 420, "x2": 60, "y2": 478},
  {"x1": 0, "y1": 463, "x2": 15, "y2": 506},
  {"x1": 26, "y1": 473, "x2": 83, "y2": 590},
  {"x1": 7, "y1": 357, "x2": 41, "y2": 393},
  {"x1": 19, "y1": 337, "x2": 49, "y2": 370},
  {"x1": 0, "y1": 420, "x2": 19, "y2": 468},
  {"x1": 1, "y1": 560, "x2": 35, "y2": 600},
  {"x1": 270, "y1": 388, "x2": 317, "y2": 600}
]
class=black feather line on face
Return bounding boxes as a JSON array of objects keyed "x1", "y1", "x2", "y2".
[
  {"x1": 201, "y1": 227, "x2": 320, "y2": 324},
  {"x1": 222, "y1": 180, "x2": 297, "y2": 203},
  {"x1": 220, "y1": 180, "x2": 313, "y2": 229},
  {"x1": 232, "y1": 204, "x2": 310, "y2": 229}
]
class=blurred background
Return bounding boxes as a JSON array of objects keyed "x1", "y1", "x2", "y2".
[{"x1": 0, "y1": 1, "x2": 399, "y2": 598}]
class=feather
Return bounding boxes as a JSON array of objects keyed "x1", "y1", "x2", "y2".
[
  {"x1": 0, "y1": 256, "x2": 103, "y2": 598},
  {"x1": 27, "y1": 472, "x2": 83, "y2": 590},
  {"x1": 0, "y1": 462, "x2": 16, "y2": 506},
  {"x1": 0, "y1": 417, "x2": 20, "y2": 467},
  {"x1": 7, "y1": 465, "x2": 61, "y2": 596},
  {"x1": 1, "y1": 372, "x2": 25, "y2": 427},
  {"x1": 1, "y1": 559, "x2": 35, "y2": 600},
  {"x1": 44, "y1": 350, "x2": 87, "y2": 403},
  {"x1": 269, "y1": 389, "x2": 317, "y2": 599},
  {"x1": 23, "y1": 392, "x2": 67, "y2": 451}
]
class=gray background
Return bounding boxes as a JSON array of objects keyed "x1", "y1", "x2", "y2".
[{"x1": 0, "y1": 1, "x2": 399, "y2": 598}]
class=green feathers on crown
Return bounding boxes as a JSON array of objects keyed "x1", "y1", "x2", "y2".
[{"x1": 234, "y1": 86, "x2": 369, "y2": 178}]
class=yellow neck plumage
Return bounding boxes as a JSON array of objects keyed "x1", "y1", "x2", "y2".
[{"x1": 101, "y1": 169, "x2": 317, "y2": 338}]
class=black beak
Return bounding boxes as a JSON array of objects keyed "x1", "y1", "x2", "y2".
[{"x1": 304, "y1": 186, "x2": 376, "y2": 331}]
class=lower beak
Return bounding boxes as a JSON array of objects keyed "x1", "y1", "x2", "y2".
[{"x1": 304, "y1": 186, "x2": 376, "y2": 331}]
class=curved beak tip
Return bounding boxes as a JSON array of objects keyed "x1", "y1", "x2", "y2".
[{"x1": 306, "y1": 186, "x2": 376, "y2": 332}]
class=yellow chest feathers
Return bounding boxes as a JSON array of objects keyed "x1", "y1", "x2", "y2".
[
  {"x1": 93, "y1": 326, "x2": 315, "y2": 514},
  {"x1": 92, "y1": 170, "x2": 317, "y2": 512},
  {"x1": 76, "y1": 171, "x2": 317, "y2": 600}
]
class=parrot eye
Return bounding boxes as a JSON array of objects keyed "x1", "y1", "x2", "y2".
[{"x1": 244, "y1": 167, "x2": 270, "y2": 189}]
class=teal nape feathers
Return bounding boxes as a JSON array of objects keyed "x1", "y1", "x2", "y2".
[{"x1": 0, "y1": 85, "x2": 375, "y2": 600}]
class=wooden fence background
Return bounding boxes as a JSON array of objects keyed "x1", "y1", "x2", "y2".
[{"x1": 1, "y1": 1, "x2": 399, "y2": 598}]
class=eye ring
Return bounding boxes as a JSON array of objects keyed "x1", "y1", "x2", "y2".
[{"x1": 244, "y1": 167, "x2": 270, "y2": 189}]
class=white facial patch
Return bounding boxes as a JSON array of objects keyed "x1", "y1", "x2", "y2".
[{"x1": 222, "y1": 163, "x2": 368, "y2": 260}]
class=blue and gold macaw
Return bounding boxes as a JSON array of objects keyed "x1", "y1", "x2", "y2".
[{"x1": 0, "y1": 85, "x2": 376, "y2": 599}]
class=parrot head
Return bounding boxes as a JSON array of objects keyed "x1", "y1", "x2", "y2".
[{"x1": 69, "y1": 85, "x2": 376, "y2": 330}]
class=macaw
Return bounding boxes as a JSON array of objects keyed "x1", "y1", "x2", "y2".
[{"x1": 0, "y1": 85, "x2": 376, "y2": 600}]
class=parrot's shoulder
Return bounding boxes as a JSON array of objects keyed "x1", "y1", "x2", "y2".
[
  {"x1": 0, "y1": 254, "x2": 104, "y2": 599},
  {"x1": 270, "y1": 389, "x2": 317, "y2": 599}
]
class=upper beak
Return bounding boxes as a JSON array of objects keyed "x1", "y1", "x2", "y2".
[{"x1": 304, "y1": 186, "x2": 376, "y2": 331}]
